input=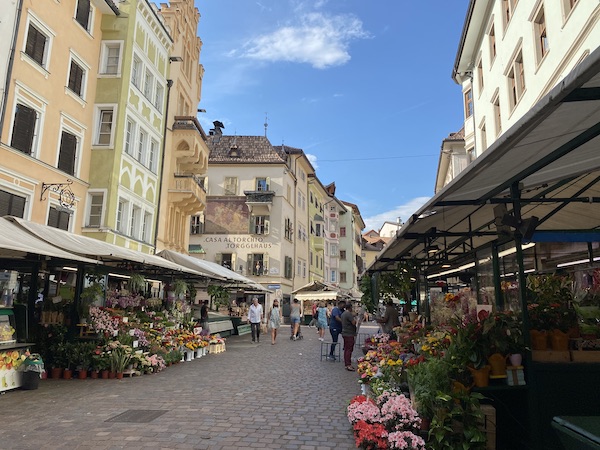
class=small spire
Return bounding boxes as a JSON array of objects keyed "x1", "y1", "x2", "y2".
[{"x1": 264, "y1": 112, "x2": 268, "y2": 137}]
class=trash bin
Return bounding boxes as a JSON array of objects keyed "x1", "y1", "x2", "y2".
[{"x1": 18, "y1": 353, "x2": 44, "y2": 390}]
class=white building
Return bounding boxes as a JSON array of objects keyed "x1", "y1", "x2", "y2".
[{"x1": 440, "y1": 0, "x2": 599, "y2": 188}]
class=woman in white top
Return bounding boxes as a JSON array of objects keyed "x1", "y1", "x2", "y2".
[{"x1": 269, "y1": 299, "x2": 283, "y2": 344}]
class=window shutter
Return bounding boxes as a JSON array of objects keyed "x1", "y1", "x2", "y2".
[
  {"x1": 264, "y1": 218, "x2": 270, "y2": 235},
  {"x1": 249, "y1": 216, "x2": 255, "y2": 234},
  {"x1": 11, "y1": 104, "x2": 36, "y2": 154},
  {"x1": 48, "y1": 207, "x2": 68, "y2": 230},
  {"x1": 75, "y1": 0, "x2": 91, "y2": 29},
  {"x1": 265, "y1": 177, "x2": 270, "y2": 191},
  {"x1": 26, "y1": 26, "x2": 46, "y2": 65},
  {"x1": 247, "y1": 255, "x2": 253, "y2": 275},
  {"x1": 58, "y1": 131, "x2": 77, "y2": 175},
  {"x1": 68, "y1": 62, "x2": 84, "y2": 96},
  {"x1": 263, "y1": 254, "x2": 269, "y2": 275},
  {"x1": 231, "y1": 253, "x2": 237, "y2": 272},
  {"x1": 215, "y1": 253, "x2": 222, "y2": 265},
  {"x1": 0, "y1": 190, "x2": 26, "y2": 218}
]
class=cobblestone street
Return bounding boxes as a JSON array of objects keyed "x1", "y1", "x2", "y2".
[{"x1": 0, "y1": 327, "x2": 363, "y2": 450}]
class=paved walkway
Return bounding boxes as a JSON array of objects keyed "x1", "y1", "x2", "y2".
[{"x1": 0, "y1": 325, "x2": 367, "y2": 450}]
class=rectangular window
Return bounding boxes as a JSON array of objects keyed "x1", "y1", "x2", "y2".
[
  {"x1": 507, "y1": 50, "x2": 525, "y2": 109},
  {"x1": 340, "y1": 250, "x2": 346, "y2": 260},
  {"x1": 477, "y1": 59, "x2": 484, "y2": 93},
  {"x1": 284, "y1": 218, "x2": 293, "y2": 241},
  {"x1": 137, "y1": 130, "x2": 147, "y2": 163},
  {"x1": 534, "y1": 7, "x2": 549, "y2": 64},
  {"x1": 224, "y1": 177, "x2": 238, "y2": 195},
  {"x1": 315, "y1": 223, "x2": 322, "y2": 237},
  {"x1": 142, "y1": 212, "x2": 152, "y2": 242},
  {"x1": 148, "y1": 139, "x2": 158, "y2": 172},
  {"x1": 285, "y1": 256, "x2": 293, "y2": 279},
  {"x1": 480, "y1": 122, "x2": 487, "y2": 153},
  {"x1": 96, "y1": 109, "x2": 113, "y2": 145},
  {"x1": 143, "y1": 70, "x2": 153, "y2": 99},
  {"x1": 216, "y1": 253, "x2": 235, "y2": 270},
  {"x1": 68, "y1": 59, "x2": 85, "y2": 97},
  {"x1": 130, "y1": 205, "x2": 141, "y2": 238},
  {"x1": 25, "y1": 23, "x2": 48, "y2": 67},
  {"x1": 154, "y1": 83, "x2": 164, "y2": 111},
  {"x1": 331, "y1": 244, "x2": 338, "y2": 257},
  {"x1": 116, "y1": 199, "x2": 127, "y2": 233},
  {"x1": 247, "y1": 254, "x2": 266, "y2": 276},
  {"x1": 87, "y1": 192, "x2": 104, "y2": 227},
  {"x1": 101, "y1": 42, "x2": 121, "y2": 75},
  {"x1": 0, "y1": 189, "x2": 26, "y2": 218},
  {"x1": 340, "y1": 272, "x2": 347, "y2": 283},
  {"x1": 250, "y1": 215, "x2": 270, "y2": 235},
  {"x1": 190, "y1": 215, "x2": 203, "y2": 234},
  {"x1": 58, "y1": 130, "x2": 77, "y2": 176},
  {"x1": 503, "y1": 0, "x2": 518, "y2": 28},
  {"x1": 11, "y1": 103, "x2": 37, "y2": 154},
  {"x1": 464, "y1": 88, "x2": 473, "y2": 118},
  {"x1": 489, "y1": 23, "x2": 496, "y2": 61},
  {"x1": 75, "y1": 0, "x2": 92, "y2": 31},
  {"x1": 256, "y1": 177, "x2": 270, "y2": 191},
  {"x1": 48, "y1": 206, "x2": 70, "y2": 231},
  {"x1": 297, "y1": 259, "x2": 302, "y2": 276},
  {"x1": 340, "y1": 227, "x2": 346, "y2": 237},
  {"x1": 124, "y1": 119, "x2": 134, "y2": 155},
  {"x1": 493, "y1": 94, "x2": 502, "y2": 136},
  {"x1": 331, "y1": 270, "x2": 337, "y2": 283},
  {"x1": 131, "y1": 57, "x2": 141, "y2": 88},
  {"x1": 302, "y1": 260, "x2": 307, "y2": 277}
]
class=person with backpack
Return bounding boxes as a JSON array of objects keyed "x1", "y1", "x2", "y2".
[{"x1": 327, "y1": 300, "x2": 345, "y2": 361}]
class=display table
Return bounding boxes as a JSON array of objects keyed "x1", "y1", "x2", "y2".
[
  {"x1": 0, "y1": 342, "x2": 35, "y2": 392},
  {"x1": 552, "y1": 416, "x2": 600, "y2": 450}
]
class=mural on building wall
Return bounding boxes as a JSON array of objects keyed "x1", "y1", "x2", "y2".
[{"x1": 205, "y1": 198, "x2": 249, "y2": 233}]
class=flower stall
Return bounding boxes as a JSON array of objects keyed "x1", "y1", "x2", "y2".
[{"x1": 363, "y1": 51, "x2": 600, "y2": 450}]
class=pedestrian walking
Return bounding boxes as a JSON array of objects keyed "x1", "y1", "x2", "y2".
[
  {"x1": 248, "y1": 297, "x2": 263, "y2": 343},
  {"x1": 290, "y1": 298, "x2": 302, "y2": 340},
  {"x1": 308, "y1": 301, "x2": 318, "y2": 328},
  {"x1": 356, "y1": 303, "x2": 369, "y2": 333},
  {"x1": 315, "y1": 301, "x2": 328, "y2": 341},
  {"x1": 341, "y1": 302, "x2": 357, "y2": 371},
  {"x1": 327, "y1": 300, "x2": 345, "y2": 360},
  {"x1": 268, "y1": 299, "x2": 282, "y2": 344}
]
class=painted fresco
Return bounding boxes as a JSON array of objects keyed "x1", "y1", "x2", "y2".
[{"x1": 205, "y1": 198, "x2": 249, "y2": 233}]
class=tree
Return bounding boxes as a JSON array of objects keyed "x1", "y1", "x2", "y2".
[{"x1": 206, "y1": 285, "x2": 231, "y2": 311}]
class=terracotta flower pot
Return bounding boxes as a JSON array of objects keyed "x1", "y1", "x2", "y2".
[
  {"x1": 63, "y1": 369, "x2": 73, "y2": 380},
  {"x1": 90, "y1": 370, "x2": 99, "y2": 379},
  {"x1": 550, "y1": 329, "x2": 570, "y2": 351},
  {"x1": 101, "y1": 370, "x2": 109, "y2": 379},
  {"x1": 509, "y1": 353, "x2": 523, "y2": 366},
  {"x1": 108, "y1": 371, "x2": 116, "y2": 379},
  {"x1": 78, "y1": 370, "x2": 88, "y2": 380},
  {"x1": 116, "y1": 372, "x2": 124, "y2": 380},
  {"x1": 50, "y1": 367, "x2": 63, "y2": 379},
  {"x1": 530, "y1": 330, "x2": 548, "y2": 350}
]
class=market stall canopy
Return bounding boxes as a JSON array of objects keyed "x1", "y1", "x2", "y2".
[
  {"x1": 292, "y1": 280, "x2": 348, "y2": 302},
  {"x1": 0, "y1": 217, "x2": 98, "y2": 264},
  {"x1": 6, "y1": 217, "x2": 216, "y2": 279},
  {"x1": 157, "y1": 249, "x2": 271, "y2": 292},
  {"x1": 368, "y1": 45, "x2": 600, "y2": 275}
]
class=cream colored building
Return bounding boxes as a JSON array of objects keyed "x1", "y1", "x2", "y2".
[
  {"x1": 155, "y1": 0, "x2": 208, "y2": 254},
  {"x1": 0, "y1": 0, "x2": 119, "y2": 228},
  {"x1": 339, "y1": 201, "x2": 365, "y2": 300},
  {"x1": 439, "y1": 0, "x2": 599, "y2": 188}
]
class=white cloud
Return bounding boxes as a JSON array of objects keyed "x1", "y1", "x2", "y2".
[
  {"x1": 306, "y1": 153, "x2": 319, "y2": 169},
  {"x1": 238, "y1": 12, "x2": 368, "y2": 69},
  {"x1": 363, "y1": 197, "x2": 431, "y2": 232}
]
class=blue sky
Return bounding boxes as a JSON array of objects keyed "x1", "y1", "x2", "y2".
[{"x1": 194, "y1": 0, "x2": 468, "y2": 231}]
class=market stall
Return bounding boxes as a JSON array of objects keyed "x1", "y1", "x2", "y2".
[{"x1": 365, "y1": 47, "x2": 600, "y2": 450}]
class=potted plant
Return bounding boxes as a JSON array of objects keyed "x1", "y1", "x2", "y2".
[
  {"x1": 109, "y1": 343, "x2": 132, "y2": 379},
  {"x1": 75, "y1": 342, "x2": 95, "y2": 379},
  {"x1": 128, "y1": 273, "x2": 146, "y2": 294},
  {"x1": 406, "y1": 356, "x2": 451, "y2": 428},
  {"x1": 79, "y1": 277, "x2": 105, "y2": 323}
]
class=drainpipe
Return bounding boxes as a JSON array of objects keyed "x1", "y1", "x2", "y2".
[
  {"x1": 0, "y1": 0, "x2": 24, "y2": 140},
  {"x1": 153, "y1": 78, "x2": 173, "y2": 252}
]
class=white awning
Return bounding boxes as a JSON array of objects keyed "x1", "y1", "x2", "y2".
[
  {"x1": 157, "y1": 249, "x2": 271, "y2": 292},
  {"x1": 0, "y1": 217, "x2": 98, "y2": 264},
  {"x1": 293, "y1": 291, "x2": 339, "y2": 302},
  {"x1": 7, "y1": 217, "x2": 213, "y2": 278}
]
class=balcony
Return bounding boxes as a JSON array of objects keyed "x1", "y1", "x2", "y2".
[
  {"x1": 244, "y1": 190, "x2": 275, "y2": 214},
  {"x1": 168, "y1": 174, "x2": 206, "y2": 214},
  {"x1": 312, "y1": 235, "x2": 324, "y2": 251},
  {"x1": 172, "y1": 116, "x2": 209, "y2": 174}
]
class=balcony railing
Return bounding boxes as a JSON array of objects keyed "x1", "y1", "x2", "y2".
[
  {"x1": 169, "y1": 174, "x2": 206, "y2": 212},
  {"x1": 173, "y1": 116, "x2": 206, "y2": 136},
  {"x1": 244, "y1": 190, "x2": 275, "y2": 204}
]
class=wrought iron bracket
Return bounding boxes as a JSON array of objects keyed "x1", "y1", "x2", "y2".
[{"x1": 40, "y1": 179, "x2": 75, "y2": 209}]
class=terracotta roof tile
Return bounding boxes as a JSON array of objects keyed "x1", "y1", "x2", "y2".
[{"x1": 208, "y1": 135, "x2": 287, "y2": 164}]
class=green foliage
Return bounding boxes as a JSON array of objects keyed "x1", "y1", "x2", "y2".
[
  {"x1": 172, "y1": 279, "x2": 188, "y2": 297},
  {"x1": 406, "y1": 357, "x2": 451, "y2": 420},
  {"x1": 128, "y1": 273, "x2": 146, "y2": 294},
  {"x1": 359, "y1": 275, "x2": 377, "y2": 313},
  {"x1": 360, "y1": 262, "x2": 416, "y2": 312},
  {"x1": 74, "y1": 341, "x2": 96, "y2": 370},
  {"x1": 207, "y1": 285, "x2": 230, "y2": 310}
]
